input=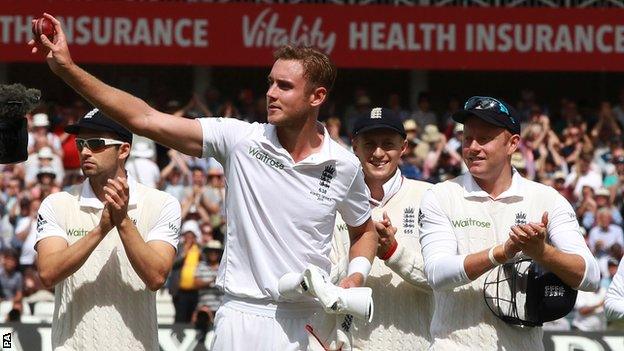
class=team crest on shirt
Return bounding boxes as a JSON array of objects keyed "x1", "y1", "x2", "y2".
[
  {"x1": 515, "y1": 212, "x2": 527, "y2": 225},
  {"x1": 311, "y1": 165, "x2": 336, "y2": 202},
  {"x1": 403, "y1": 207, "x2": 415, "y2": 235}
]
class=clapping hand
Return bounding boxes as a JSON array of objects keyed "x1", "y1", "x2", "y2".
[
  {"x1": 102, "y1": 177, "x2": 130, "y2": 227},
  {"x1": 509, "y1": 212, "x2": 549, "y2": 259}
]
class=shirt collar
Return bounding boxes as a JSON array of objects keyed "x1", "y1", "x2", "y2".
[
  {"x1": 262, "y1": 122, "x2": 332, "y2": 165},
  {"x1": 79, "y1": 175, "x2": 139, "y2": 209},
  {"x1": 369, "y1": 169, "x2": 404, "y2": 208},
  {"x1": 462, "y1": 168, "x2": 524, "y2": 200}
]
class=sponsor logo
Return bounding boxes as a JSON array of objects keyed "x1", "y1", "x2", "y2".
[
  {"x1": 67, "y1": 228, "x2": 89, "y2": 237},
  {"x1": 403, "y1": 207, "x2": 415, "y2": 235},
  {"x1": 336, "y1": 222, "x2": 348, "y2": 232},
  {"x1": 36, "y1": 214, "x2": 47, "y2": 233},
  {"x1": 242, "y1": 8, "x2": 336, "y2": 54},
  {"x1": 168, "y1": 222, "x2": 180, "y2": 233},
  {"x1": 83, "y1": 108, "x2": 99, "y2": 119},
  {"x1": 451, "y1": 218, "x2": 491, "y2": 228},
  {"x1": 418, "y1": 209, "x2": 425, "y2": 228},
  {"x1": 545, "y1": 285, "x2": 565, "y2": 297},
  {"x1": 341, "y1": 314, "x2": 354, "y2": 332},
  {"x1": 248, "y1": 147, "x2": 285, "y2": 170}
]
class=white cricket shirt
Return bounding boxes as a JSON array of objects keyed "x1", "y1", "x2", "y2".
[
  {"x1": 35, "y1": 177, "x2": 181, "y2": 350},
  {"x1": 418, "y1": 170, "x2": 600, "y2": 350},
  {"x1": 331, "y1": 170, "x2": 433, "y2": 350},
  {"x1": 199, "y1": 118, "x2": 371, "y2": 301},
  {"x1": 606, "y1": 259, "x2": 624, "y2": 320}
]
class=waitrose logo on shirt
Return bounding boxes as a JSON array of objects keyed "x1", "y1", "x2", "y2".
[
  {"x1": 451, "y1": 218, "x2": 491, "y2": 228},
  {"x1": 67, "y1": 228, "x2": 89, "y2": 236},
  {"x1": 248, "y1": 147, "x2": 285, "y2": 170}
]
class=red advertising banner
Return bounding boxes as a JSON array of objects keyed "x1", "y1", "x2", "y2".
[{"x1": 2, "y1": 1, "x2": 624, "y2": 71}]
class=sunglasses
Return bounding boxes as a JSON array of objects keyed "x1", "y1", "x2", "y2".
[
  {"x1": 76, "y1": 138, "x2": 124, "y2": 152},
  {"x1": 464, "y1": 96, "x2": 516, "y2": 124}
]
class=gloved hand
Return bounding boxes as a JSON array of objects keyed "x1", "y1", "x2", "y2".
[{"x1": 278, "y1": 264, "x2": 374, "y2": 322}]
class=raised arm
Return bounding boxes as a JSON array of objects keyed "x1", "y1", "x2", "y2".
[{"x1": 29, "y1": 13, "x2": 203, "y2": 157}]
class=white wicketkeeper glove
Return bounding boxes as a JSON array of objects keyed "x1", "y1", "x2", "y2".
[
  {"x1": 278, "y1": 265, "x2": 374, "y2": 321},
  {"x1": 278, "y1": 265, "x2": 374, "y2": 351}
]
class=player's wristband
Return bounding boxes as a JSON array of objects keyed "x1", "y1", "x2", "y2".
[
  {"x1": 381, "y1": 240, "x2": 399, "y2": 261},
  {"x1": 348, "y1": 256, "x2": 372, "y2": 282},
  {"x1": 488, "y1": 245, "x2": 502, "y2": 266}
]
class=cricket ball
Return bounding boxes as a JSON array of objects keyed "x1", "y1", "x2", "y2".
[{"x1": 32, "y1": 17, "x2": 56, "y2": 41}]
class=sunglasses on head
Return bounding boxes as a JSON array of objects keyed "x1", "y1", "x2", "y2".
[
  {"x1": 76, "y1": 138, "x2": 124, "y2": 152},
  {"x1": 464, "y1": 96, "x2": 516, "y2": 124}
]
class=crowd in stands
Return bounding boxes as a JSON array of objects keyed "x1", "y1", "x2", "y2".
[{"x1": 0, "y1": 86, "x2": 622, "y2": 334}]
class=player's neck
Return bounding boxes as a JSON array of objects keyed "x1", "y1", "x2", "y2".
[
  {"x1": 276, "y1": 117, "x2": 323, "y2": 163},
  {"x1": 473, "y1": 166, "x2": 513, "y2": 199},
  {"x1": 89, "y1": 168, "x2": 128, "y2": 202},
  {"x1": 365, "y1": 175, "x2": 392, "y2": 202}
]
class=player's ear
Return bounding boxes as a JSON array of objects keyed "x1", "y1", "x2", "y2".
[
  {"x1": 118, "y1": 142, "x2": 131, "y2": 161},
  {"x1": 309, "y1": 86, "x2": 327, "y2": 108},
  {"x1": 507, "y1": 132, "x2": 520, "y2": 156},
  {"x1": 400, "y1": 139, "x2": 408, "y2": 157}
]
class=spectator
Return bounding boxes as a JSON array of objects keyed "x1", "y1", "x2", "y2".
[
  {"x1": 180, "y1": 167, "x2": 211, "y2": 222},
  {"x1": 559, "y1": 125, "x2": 585, "y2": 167},
  {"x1": 28, "y1": 113, "x2": 62, "y2": 155},
  {"x1": 30, "y1": 166, "x2": 60, "y2": 201},
  {"x1": 203, "y1": 167, "x2": 226, "y2": 228},
  {"x1": 0, "y1": 249, "x2": 23, "y2": 302},
  {"x1": 193, "y1": 239, "x2": 224, "y2": 340},
  {"x1": 0, "y1": 177, "x2": 23, "y2": 248},
  {"x1": 171, "y1": 221, "x2": 201, "y2": 323},
  {"x1": 53, "y1": 105, "x2": 81, "y2": 178},
  {"x1": 566, "y1": 153, "x2": 603, "y2": 201},
  {"x1": 612, "y1": 87, "x2": 624, "y2": 129},
  {"x1": 0, "y1": 249, "x2": 23, "y2": 322},
  {"x1": 126, "y1": 141, "x2": 160, "y2": 188},
  {"x1": 17, "y1": 198, "x2": 41, "y2": 272},
  {"x1": 24, "y1": 146, "x2": 64, "y2": 188},
  {"x1": 420, "y1": 125, "x2": 446, "y2": 181},
  {"x1": 345, "y1": 94, "x2": 372, "y2": 136},
  {"x1": 403, "y1": 119, "x2": 419, "y2": 145},
  {"x1": 199, "y1": 222, "x2": 214, "y2": 246},
  {"x1": 551, "y1": 171, "x2": 575, "y2": 204},
  {"x1": 440, "y1": 96, "x2": 461, "y2": 132},
  {"x1": 582, "y1": 187, "x2": 622, "y2": 229},
  {"x1": 387, "y1": 93, "x2": 411, "y2": 121},
  {"x1": 587, "y1": 208, "x2": 624, "y2": 259},
  {"x1": 410, "y1": 92, "x2": 437, "y2": 128},
  {"x1": 572, "y1": 286, "x2": 607, "y2": 331}
]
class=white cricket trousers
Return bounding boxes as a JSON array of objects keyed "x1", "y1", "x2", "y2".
[{"x1": 211, "y1": 295, "x2": 321, "y2": 351}]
